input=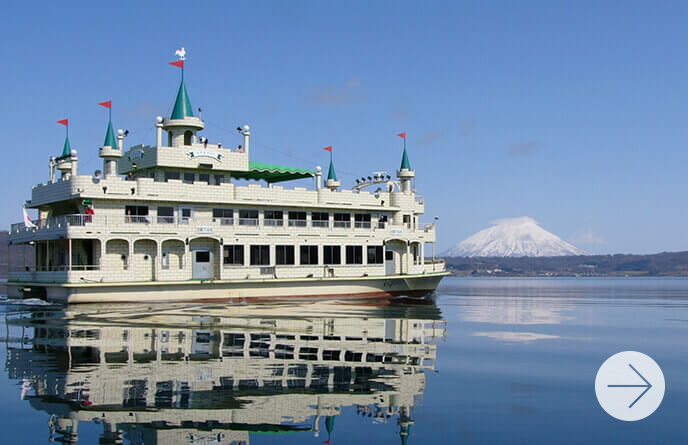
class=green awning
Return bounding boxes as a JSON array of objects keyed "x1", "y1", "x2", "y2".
[{"x1": 231, "y1": 161, "x2": 315, "y2": 183}]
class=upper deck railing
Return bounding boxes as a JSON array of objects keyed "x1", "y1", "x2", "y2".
[{"x1": 10, "y1": 215, "x2": 437, "y2": 238}]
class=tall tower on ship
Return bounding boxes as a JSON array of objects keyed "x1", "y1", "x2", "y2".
[{"x1": 162, "y1": 49, "x2": 205, "y2": 147}]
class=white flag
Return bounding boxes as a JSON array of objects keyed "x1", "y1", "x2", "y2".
[{"x1": 23, "y1": 207, "x2": 36, "y2": 228}]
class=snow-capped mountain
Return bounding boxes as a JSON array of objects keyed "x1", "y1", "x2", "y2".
[{"x1": 443, "y1": 217, "x2": 585, "y2": 257}]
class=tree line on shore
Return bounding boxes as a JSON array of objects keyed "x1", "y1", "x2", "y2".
[{"x1": 444, "y1": 251, "x2": 688, "y2": 276}]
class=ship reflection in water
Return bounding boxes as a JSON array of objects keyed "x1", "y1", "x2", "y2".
[{"x1": 5, "y1": 298, "x2": 446, "y2": 444}]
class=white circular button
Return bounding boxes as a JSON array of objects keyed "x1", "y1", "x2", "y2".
[{"x1": 595, "y1": 351, "x2": 665, "y2": 421}]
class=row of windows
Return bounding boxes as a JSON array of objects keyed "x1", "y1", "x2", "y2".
[
  {"x1": 162, "y1": 171, "x2": 226, "y2": 185},
  {"x1": 126, "y1": 205, "x2": 391, "y2": 228},
  {"x1": 223, "y1": 245, "x2": 385, "y2": 266}
]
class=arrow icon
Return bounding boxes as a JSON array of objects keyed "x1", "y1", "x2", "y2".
[{"x1": 608, "y1": 363, "x2": 653, "y2": 408}]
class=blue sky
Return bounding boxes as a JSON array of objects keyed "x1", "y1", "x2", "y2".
[{"x1": 2, "y1": 1, "x2": 687, "y2": 254}]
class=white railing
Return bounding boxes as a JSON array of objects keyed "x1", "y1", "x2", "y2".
[
  {"x1": 25, "y1": 264, "x2": 101, "y2": 272},
  {"x1": 65, "y1": 214, "x2": 92, "y2": 226},
  {"x1": 239, "y1": 218, "x2": 259, "y2": 226},
  {"x1": 213, "y1": 217, "x2": 234, "y2": 225},
  {"x1": 10, "y1": 214, "x2": 106, "y2": 234},
  {"x1": 10, "y1": 214, "x2": 436, "y2": 238},
  {"x1": 125, "y1": 215, "x2": 151, "y2": 224}
]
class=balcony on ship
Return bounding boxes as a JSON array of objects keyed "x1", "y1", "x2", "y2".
[
  {"x1": 10, "y1": 215, "x2": 437, "y2": 241},
  {"x1": 7, "y1": 238, "x2": 103, "y2": 284}
]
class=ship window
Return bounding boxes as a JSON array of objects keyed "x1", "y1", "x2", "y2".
[
  {"x1": 161, "y1": 250, "x2": 170, "y2": 269},
  {"x1": 323, "y1": 350, "x2": 340, "y2": 361},
  {"x1": 346, "y1": 245, "x2": 363, "y2": 264},
  {"x1": 125, "y1": 205, "x2": 149, "y2": 223},
  {"x1": 300, "y1": 245, "x2": 318, "y2": 265},
  {"x1": 288, "y1": 211, "x2": 307, "y2": 227},
  {"x1": 311, "y1": 212, "x2": 329, "y2": 228},
  {"x1": 167, "y1": 131, "x2": 172, "y2": 146},
  {"x1": 164, "y1": 171, "x2": 180, "y2": 182},
  {"x1": 276, "y1": 245, "x2": 295, "y2": 265},
  {"x1": 223, "y1": 245, "x2": 244, "y2": 265},
  {"x1": 250, "y1": 245, "x2": 270, "y2": 265},
  {"x1": 180, "y1": 207, "x2": 193, "y2": 224},
  {"x1": 239, "y1": 209, "x2": 259, "y2": 226},
  {"x1": 378, "y1": 214, "x2": 388, "y2": 228},
  {"x1": 412, "y1": 244, "x2": 420, "y2": 264},
  {"x1": 158, "y1": 207, "x2": 174, "y2": 224},
  {"x1": 323, "y1": 246, "x2": 341, "y2": 265},
  {"x1": 198, "y1": 173, "x2": 210, "y2": 183},
  {"x1": 345, "y1": 351, "x2": 363, "y2": 362},
  {"x1": 184, "y1": 131, "x2": 192, "y2": 146},
  {"x1": 224, "y1": 333, "x2": 245, "y2": 347},
  {"x1": 367, "y1": 246, "x2": 384, "y2": 264},
  {"x1": 125, "y1": 205, "x2": 148, "y2": 216},
  {"x1": 354, "y1": 213, "x2": 371, "y2": 228},
  {"x1": 385, "y1": 250, "x2": 394, "y2": 261},
  {"x1": 299, "y1": 347, "x2": 318, "y2": 361},
  {"x1": 403, "y1": 214, "x2": 411, "y2": 227},
  {"x1": 213, "y1": 208, "x2": 234, "y2": 225},
  {"x1": 334, "y1": 213, "x2": 351, "y2": 228},
  {"x1": 195, "y1": 251, "x2": 210, "y2": 263},
  {"x1": 214, "y1": 174, "x2": 225, "y2": 185},
  {"x1": 264, "y1": 210, "x2": 284, "y2": 226},
  {"x1": 183, "y1": 172, "x2": 195, "y2": 184}
]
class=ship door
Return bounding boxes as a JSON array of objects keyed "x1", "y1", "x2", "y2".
[
  {"x1": 192, "y1": 249, "x2": 213, "y2": 279},
  {"x1": 385, "y1": 250, "x2": 395, "y2": 275}
]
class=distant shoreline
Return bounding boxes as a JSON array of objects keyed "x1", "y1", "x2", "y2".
[{"x1": 444, "y1": 252, "x2": 688, "y2": 277}]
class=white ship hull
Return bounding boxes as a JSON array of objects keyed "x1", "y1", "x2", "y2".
[{"x1": 7, "y1": 271, "x2": 448, "y2": 304}]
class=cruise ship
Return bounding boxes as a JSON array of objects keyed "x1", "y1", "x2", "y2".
[
  {"x1": 7, "y1": 51, "x2": 447, "y2": 303},
  {"x1": 5, "y1": 300, "x2": 446, "y2": 444}
]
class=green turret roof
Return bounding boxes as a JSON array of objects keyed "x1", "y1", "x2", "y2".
[
  {"x1": 170, "y1": 80, "x2": 194, "y2": 119},
  {"x1": 400, "y1": 145, "x2": 411, "y2": 170},
  {"x1": 325, "y1": 416, "x2": 335, "y2": 434},
  {"x1": 400, "y1": 424, "x2": 412, "y2": 445},
  {"x1": 61, "y1": 135, "x2": 72, "y2": 158},
  {"x1": 103, "y1": 119, "x2": 117, "y2": 149},
  {"x1": 327, "y1": 157, "x2": 337, "y2": 181}
]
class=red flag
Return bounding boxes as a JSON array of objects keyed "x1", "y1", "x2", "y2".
[
  {"x1": 169, "y1": 60, "x2": 185, "y2": 69},
  {"x1": 323, "y1": 146, "x2": 332, "y2": 152},
  {"x1": 57, "y1": 118, "x2": 69, "y2": 126},
  {"x1": 397, "y1": 132, "x2": 406, "y2": 139},
  {"x1": 98, "y1": 100, "x2": 112, "y2": 109}
]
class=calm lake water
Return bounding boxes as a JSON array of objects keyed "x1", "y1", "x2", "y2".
[{"x1": 1, "y1": 277, "x2": 687, "y2": 444}]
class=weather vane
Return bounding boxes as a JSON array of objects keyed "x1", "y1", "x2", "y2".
[{"x1": 175, "y1": 47, "x2": 186, "y2": 60}]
